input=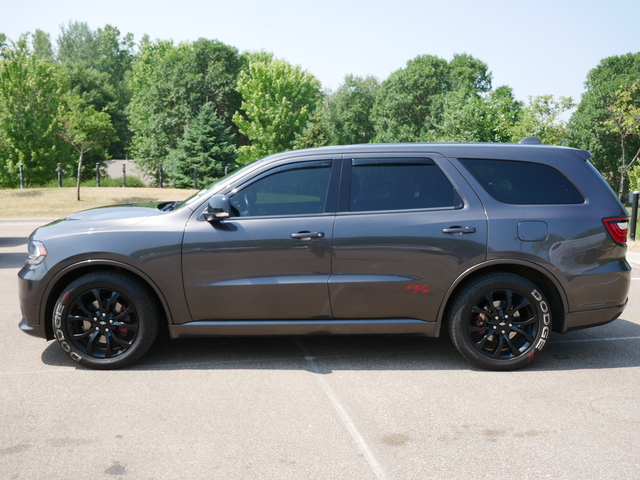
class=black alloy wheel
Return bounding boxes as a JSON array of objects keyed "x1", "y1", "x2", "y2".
[
  {"x1": 53, "y1": 271, "x2": 159, "y2": 369},
  {"x1": 448, "y1": 273, "x2": 551, "y2": 371}
]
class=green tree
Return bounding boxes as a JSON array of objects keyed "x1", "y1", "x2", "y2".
[
  {"x1": 167, "y1": 102, "x2": 238, "y2": 188},
  {"x1": 0, "y1": 46, "x2": 70, "y2": 187},
  {"x1": 371, "y1": 55, "x2": 450, "y2": 142},
  {"x1": 371, "y1": 54, "x2": 492, "y2": 143},
  {"x1": 510, "y1": 95, "x2": 575, "y2": 145},
  {"x1": 448, "y1": 53, "x2": 492, "y2": 94},
  {"x1": 568, "y1": 53, "x2": 640, "y2": 191},
  {"x1": 58, "y1": 95, "x2": 116, "y2": 200},
  {"x1": 233, "y1": 58, "x2": 322, "y2": 164},
  {"x1": 604, "y1": 84, "x2": 640, "y2": 199},
  {"x1": 56, "y1": 22, "x2": 135, "y2": 159},
  {"x1": 438, "y1": 89, "x2": 489, "y2": 142},
  {"x1": 129, "y1": 38, "x2": 243, "y2": 177},
  {"x1": 32, "y1": 30, "x2": 54, "y2": 61},
  {"x1": 292, "y1": 106, "x2": 331, "y2": 150},
  {"x1": 325, "y1": 74, "x2": 378, "y2": 145}
]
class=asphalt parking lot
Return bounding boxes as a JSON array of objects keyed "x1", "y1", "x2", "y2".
[{"x1": 1, "y1": 220, "x2": 639, "y2": 480}]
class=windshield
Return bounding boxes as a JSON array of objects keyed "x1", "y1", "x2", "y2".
[{"x1": 174, "y1": 160, "x2": 267, "y2": 211}]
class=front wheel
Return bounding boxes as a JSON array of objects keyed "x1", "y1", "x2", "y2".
[
  {"x1": 448, "y1": 273, "x2": 552, "y2": 371},
  {"x1": 53, "y1": 271, "x2": 159, "y2": 369}
]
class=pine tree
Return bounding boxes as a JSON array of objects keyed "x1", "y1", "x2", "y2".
[{"x1": 168, "y1": 103, "x2": 238, "y2": 188}]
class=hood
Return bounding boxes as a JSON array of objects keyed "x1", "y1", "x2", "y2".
[
  {"x1": 33, "y1": 203, "x2": 167, "y2": 240},
  {"x1": 63, "y1": 203, "x2": 164, "y2": 222}
]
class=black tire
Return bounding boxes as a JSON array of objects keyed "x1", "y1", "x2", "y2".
[
  {"x1": 53, "y1": 271, "x2": 159, "y2": 369},
  {"x1": 448, "y1": 273, "x2": 552, "y2": 371}
]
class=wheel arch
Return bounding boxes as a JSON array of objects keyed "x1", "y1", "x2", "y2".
[
  {"x1": 437, "y1": 260, "x2": 568, "y2": 336},
  {"x1": 41, "y1": 260, "x2": 172, "y2": 340}
]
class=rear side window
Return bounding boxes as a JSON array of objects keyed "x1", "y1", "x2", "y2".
[
  {"x1": 459, "y1": 159, "x2": 584, "y2": 205},
  {"x1": 350, "y1": 159, "x2": 461, "y2": 212}
]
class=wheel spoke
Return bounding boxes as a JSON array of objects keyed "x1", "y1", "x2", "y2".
[
  {"x1": 511, "y1": 326, "x2": 534, "y2": 344},
  {"x1": 109, "y1": 333, "x2": 133, "y2": 349},
  {"x1": 112, "y1": 321, "x2": 139, "y2": 333},
  {"x1": 504, "y1": 334, "x2": 521, "y2": 356},
  {"x1": 85, "y1": 330, "x2": 101, "y2": 356},
  {"x1": 71, "y1": 329, "x2": 94, "y2": 340},
  {"x1": 111, "y1": 304, "x2": 136, "y2": 322},
  {"x1": 104, "y1": 291, "x2": 120, "y2": 314},
  {"x1": 514, "y1": 313, "x2": 537, "y2": 327},
  {"x1": 473, "y1": 331, "x2": 492, "y2": 350},
  {"x1": 510, "y1": 296, "x2": 531, "y2": 314},
  {"x1": 103, "y1": 331, "x2": 114, "y2": 358},
  {"x1": 74, "y1": 297, "x2": 95, "y2": 318},
  {"x1": 491, "y1": 333, "x2": 505, "y2": 358}
]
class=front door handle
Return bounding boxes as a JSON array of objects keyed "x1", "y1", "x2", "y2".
[
  {"x1": 291, "y1": 231, "x2": 325, "y2": 240},
  {"x1": 442, "y1": 226, "x2": 476, "y2": 235}
]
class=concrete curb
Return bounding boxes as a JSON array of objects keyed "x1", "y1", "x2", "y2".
[{"x1": 0, "y1": 218, "x2": 57, "y2": 226}]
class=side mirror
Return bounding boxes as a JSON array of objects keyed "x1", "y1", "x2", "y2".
[{"x1": 204, "y1": 195, "x2": 231, "y2": 221}]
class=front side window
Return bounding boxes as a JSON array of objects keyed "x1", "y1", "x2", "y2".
[
  {"x1": 350, "y1": 160, "x2": 460, "y2": 212},
  {"x1": 231, "y1": 162, "x2": 332, "y2": 217},
  {"x1": 459, "y1": 158, "x2": 584, "y2": 205}
]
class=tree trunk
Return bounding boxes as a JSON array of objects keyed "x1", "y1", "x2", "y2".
[
  {"x1": 618, "y1": 134, "x2": 626, "y2": 202},
  {"x1": 76, "y1": 151, "x2": 84, "y2": 201}
]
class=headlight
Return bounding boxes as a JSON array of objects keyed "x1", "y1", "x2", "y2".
[{"x1": 27, "y1": 240, "x2": 48, "y2": 265}]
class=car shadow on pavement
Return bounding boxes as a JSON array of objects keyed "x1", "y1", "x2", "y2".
[
  {"x1": 0, "y1": 237, "x2": 27, "y2": 248},
  {"x1": 0, "y1": 253, "x2": 27, "y2": 269},
  {"x1": 39, "y1": 318, "x2": 640, "y2": 372}
]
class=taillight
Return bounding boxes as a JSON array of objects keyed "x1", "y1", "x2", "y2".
[{"x1": 603, "y1": 217, "x2": 629, "y2": 244}]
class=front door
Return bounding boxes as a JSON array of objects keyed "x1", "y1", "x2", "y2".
[{"x1": 182, "y1": 160, "x2": 337, "y2": 321}]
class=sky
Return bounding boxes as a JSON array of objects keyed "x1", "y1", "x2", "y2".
[{"x1": 2, "y1": 0, "x2": 639, "y2": 105}]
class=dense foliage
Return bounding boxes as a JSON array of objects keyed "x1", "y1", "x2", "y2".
[{"x1": 1, "y1": 24, "x2": 639, "y2": 197}]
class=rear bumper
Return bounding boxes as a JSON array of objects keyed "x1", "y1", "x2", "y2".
[{"x1": 562, "y1": 300, "x2": 627, "y2": 333}]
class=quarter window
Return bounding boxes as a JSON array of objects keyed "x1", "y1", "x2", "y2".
[
  {"x1": 459, "y1": 158, "x2": 584, "y2": 205},
  {"x1": 350, "y1": 160, "x2": 460, "y2": 212}
]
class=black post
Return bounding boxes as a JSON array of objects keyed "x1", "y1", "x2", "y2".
[
  {"x1": 96, "y1": 163, "x2": 101, "y2": 187},
  {"x1": 57, "y1": 163, "x2": 62, "y2": 187},
  {"x1": 122, "y1": 163, "x2": 127, "y2": 187},
  {"x1": 159, "y1": 163, "x2": 163, "y2": 188},
  {"x1": 194, "y1": 165, "x2": 198, "y2": 189},
  {"x1": 631, "y1": 191, "x2": 639, "y2": 241},
  {"x1": 19, "y1": 163, "x2": 25, "y2": 189}
]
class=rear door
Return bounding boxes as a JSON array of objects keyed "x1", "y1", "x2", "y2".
[{"x1": 329, "y1": 153, "x2": 487, "y2": 322}]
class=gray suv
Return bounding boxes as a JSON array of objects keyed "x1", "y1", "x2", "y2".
[{"x1": 18, "y1": 142, "x2": 631, "y2": 370}]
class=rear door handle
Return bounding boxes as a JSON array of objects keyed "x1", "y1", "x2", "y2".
[
  {"x1": 291, "y1": 231, "x2": 324, "y2": 240},
  {"x1": 442, "y1": 226, "x2": 476, "y2": 235}
]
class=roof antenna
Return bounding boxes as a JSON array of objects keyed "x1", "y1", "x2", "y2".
[{"x1": 519, "y1": 137, "x2": 541, "y2": 145}]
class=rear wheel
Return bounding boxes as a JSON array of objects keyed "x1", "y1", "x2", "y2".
[
  {"x1": 53, "y1": 271, "x2": 159, "y2": 369},
  {"x1": 448, "y1": 273, "x2": 551, "y2": 370}
]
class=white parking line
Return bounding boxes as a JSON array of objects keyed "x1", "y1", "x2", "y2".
[
  {"x1": 553, "y1": 335, "x2": 640, "y2": 344},
  {"x1": 295, "y1": 338, "x2": 389, "y2": 480}
]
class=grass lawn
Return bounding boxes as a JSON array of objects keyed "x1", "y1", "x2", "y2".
[{"x1": 0, "y1": 187, "x2": 198, "y2": 219}]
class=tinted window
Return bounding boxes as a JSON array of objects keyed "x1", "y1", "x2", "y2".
[
  {"x1": 350, "y1": 160, "x2": 460, "y2": 212},
  {"x1": 459, "y1": 159, "x2": 584, "y2": 205},
  {"x1": 231, "y1": 162, "x2": 331, "y2": 217}
]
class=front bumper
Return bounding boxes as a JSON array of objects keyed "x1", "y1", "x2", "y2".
[
  {"x1": 17, "y1": 263, "x2": 51, "y2": 340},
  {"x1": 19, "y1": 317, "x2": 47, "y2": 338}
]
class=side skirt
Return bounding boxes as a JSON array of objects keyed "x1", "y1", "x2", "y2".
[{"x1": 168, "y1": 319, "x2": 438, "y2": 339}]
